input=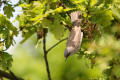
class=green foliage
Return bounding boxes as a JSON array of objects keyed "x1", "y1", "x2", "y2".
[
  {"x1": 17, "y1": 0, "x2": 120, "y2": 42},
  {"x1": 0, "y1": 14, "x2": 17, "y2": 70},
  {"x1": 111, "y1": 0, "x2": 120, "y2": 22},
  {"x1": 0, "y1": 51, "x2": 13, "y2": 70},
  {"x1": 48, "y1": 14, "x2": 65, "y2": 39},
  {"x1": 0, "y1": 14, "x2": 18, "y2": 50},
  {"x1": 89, "y1": 9, "x2": 114, "y2": 27},
  {"x1": 3, "y1": 4, "x2": 15, "y2": 18},
  {"x1": 14, "y1": 0, "x2": 120, "y2": 79},
  {"x1": 17, "y1": 1, "x2": 72, "y2": 41},
  {"x1": 0, "y1": 0, "x2": 120, "y2": 80},
  {"x1": 77, "y1": 34, "x2": 120, "y2": 79}
]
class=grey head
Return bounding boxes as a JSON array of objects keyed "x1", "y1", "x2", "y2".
[
  {"x1": 64, "y1": 46, "x2": 75, "y2": 60},
  {"x1": 64, "y1": 49, "x2": 71, "y2": 61}
]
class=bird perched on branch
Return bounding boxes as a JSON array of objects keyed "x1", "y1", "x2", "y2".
[{"x1": 64, "y1": 11, "x2": 83, "y2": 60}]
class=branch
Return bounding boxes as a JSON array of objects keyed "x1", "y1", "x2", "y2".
[
  {"x1": 0, "y1": 70, "x2": 23, "y2": 80},
  {"x1": 43, "y1": 28, "x2": 52, "y2": 80},
  {"x1": 29, "y1": 0, "x2": 37, "y2": 3},
  {"x1": 46, "y1": 37, "x2": 68, "y2": 53},
  {"x1": 0, "y1": 77, "x2": 3, "y2": 80}
]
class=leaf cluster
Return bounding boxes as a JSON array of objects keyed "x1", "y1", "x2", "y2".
[
  {"x1": 0, "y1": 14, "x2": 18, "y2": 70},
  {"x1": 0, "y1": 51, "x2": 13, "y2": 70},
  {"x1": 17, "y1": 1, "x2": 72, "y2": 41}
]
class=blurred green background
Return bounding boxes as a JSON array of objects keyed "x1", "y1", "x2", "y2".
[{"x1": 10, "y1": 33, "x2": 105, "y2": 80}]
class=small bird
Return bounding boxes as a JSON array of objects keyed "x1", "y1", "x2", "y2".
[{"x1": 64, "y1": 11, "x2": 83, "y2": 60}]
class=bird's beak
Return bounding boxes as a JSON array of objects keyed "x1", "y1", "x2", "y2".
[{"x1": 65, "y1": 56, "x2": 68, "y2": 62}]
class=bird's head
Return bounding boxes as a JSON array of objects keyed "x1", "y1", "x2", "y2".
[
  {"x1": 64, "y1": 49, "x2": 70, "y2": 61},
  {"x1": 64, "y1": 47, "x2": 75, "y2": 61}
]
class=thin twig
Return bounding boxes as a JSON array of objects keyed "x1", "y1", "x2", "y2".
[
  {"x1": 0, "y1": 70, "x2": 23, "y2": 80},
  {"x1": 46, "y1": 37, "x2": 68, "y2": 53},
  {"x1": 43, "y1": 29, "x2": 52, "y2": 80}
]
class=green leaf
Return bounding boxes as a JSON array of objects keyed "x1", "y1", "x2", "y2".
[
  {"x1": 41, "y1": 19, "x2": 52, "y2": 27},
  {"x1": 89, "y1": 8, "x2": 114, "y2": 27},
  {"x1": 3, "y1": 4, "x2": 15, "y2": 18},
  {"x1": 49, "y1": 14, "x2": 65, "y2": 39},
  {"x1": 95, "y1": 0, "x2": 104, "y2": 6},
  {"x1": 113, "y1": 65, "x2": 120, "y2": 78},
  {"x1": 0, "y1": 51, "x2": 13, "y2": 70},
  {"x1": 61, "y1": 0, "x2": 76, "y2": 8},
  {"x1": 111, "y1": 1, "x2": 120, "y2": 22},
  {"x1": 0, "y1": 14, "x2": 18, "y2": 50}
]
